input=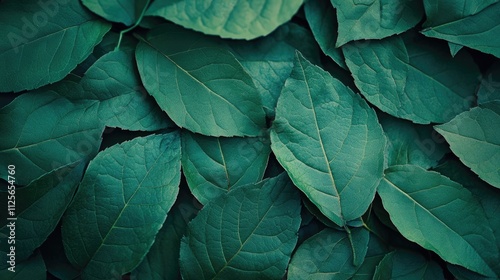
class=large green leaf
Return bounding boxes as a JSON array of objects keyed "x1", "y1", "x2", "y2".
[
  {"x1": 288, "y1": 228, "x2": 370, "y2": 279},
  {"x1": 343, "y1": 33, "x2": 480, "y2": 124},
  {"x1": 378, "y1": 165, "x2": 498, "y2": 277},
  {"x1": 379, "y1": 113, "x2": 449, "y2": 169},
  {"x1": 0, "y1": 162, "x2": 84, "y2": 267},
  {"x1": 422, "y1": 1, "x2": 500, "y2": 58},
  {"x1": 135, "y1": 25, "x2": 266, "y2": 137},
  {"x1": 477, "y1": 62, "x2": 500, "y2": 104},
  {"x1": 0, "y1": 251, "x2": 46, "y2": 279},
  {"x1": 181, "y1": 130, "x2": 270, "y2": 205},
  {"x1": 0, "y1": 0, "x2": 110, "y2": 92},
  {"x1": 82, "y1": 0, "x2": 149, "y2": 26},
  {"x1": 304, "y1": 0, "x2": 346, "y2": 69},
  {"x1": 435, "y1": 101, "x2": 500, "y2": 188},
  {"x1": 330, "y1": 0, "x2": 424, "y2": 47},
  {"x1": 62, "y1": 132, "x2": 181, "y2": 279},
  {"x1": 0, "y1": 90, "x2": 103, "y2": 186},
  {"x1": 77, "y1": 49, "x2": 172, "y2": 131},
  {"x1": 373, "y1": 250, "x2": 444, "y2": 279},
  {"x1": 145, "y1": 0, "x2": 304, "y2": 40},
  {"x1": 270, "y1": 52, "x2": 385, "y2": 226},
  {"x1": 179, "y1": 173, "x2": 301, "y2": 279},
  {"x1": 132, "y1": 189, "x2": 199, "y2": 280}
]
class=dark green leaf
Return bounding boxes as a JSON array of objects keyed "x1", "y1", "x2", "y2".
[
  {"x1": 62, "y1": 132, "x2": 181, "y2": 279},
  {"x1": 0, "y1": 251, "x2": 46, "y2": 280},
  {"x1": 179, "y1": 173, "x2": 301, "y2": 279},
  {"x1": 0, "y1": 0, "x2": 110, "y2": 92},
  {"x1": 82, "y1": 0, "x2": 149, "y2": 26},
  {"x1": 351, "y1": 235, "x2": 390, "y2": 280},
  {"x1": 373, "y1": 250, "x2": 444, "y2": 280},
  {"x1": 271, "y1": 52, "x2": 385, "y2": 226},
  {"x1": 478, "y1": 62, "x2": 500, "y2": 104}
]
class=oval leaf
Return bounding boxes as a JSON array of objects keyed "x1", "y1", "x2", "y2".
[
  {"x1": 270, "y1": 52, "x2": 385, "y2": 226},
  {"x1": 179, "y1": 173, "x2": 301, "y2": 279},
  {"x1": 135, "y1": 25, "x2": 266, "y2": 137},
  {"x1": 0, "y1": 0, "x2": 110, "y2": 92},
  {"x1": 434, "y1": 101, "x2": 500, "y2": 188},
  {"x1": 145, "y1": 0, "x2": 304, "y2": 40},
  {"x1": 62, "y1": 132, "x2": 181, "y2": 279},
  {"x1": 378, "y1": 165, "x2": 498, "y2": 277}
]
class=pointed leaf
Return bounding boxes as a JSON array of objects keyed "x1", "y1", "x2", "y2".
[
  {"x1": 179, "y1": 173, "x2": 301, "y2": 279},
  {"x1": 351, "y1": 235, "x2": 390, "y2": 280},
  {"x1": 82, "y1": 0, "x2": 149, "y2": 26},
  {"x1": 181, "y1": 130, "x2": 270, "y2": 205},
  {"x1": 373, "y1": 250, "x2": 444, "y2": 280},
  {"x1": 435, "y1": 101, "x2": 500, "y2": 188},
  {"x1": 136, "y1": 25, "x2": 266, "y2": 137},
  {"x1": 378, "y1": 165, "x2": 498, "y2": 277},
  {"x1": 0, "y1": 0, "x2": 110, "y2": 92},
  {"x1": 270, "y1": 53, "x2": 385, "y2": 226},
  {"x1": 62, "y1": 132, "x2": 181, "y2": 279},
  {"x1": 145, "y1": 0, "x2": 304, "y2": 40},
  {"x1": 343, "y1": 33, "x2": 480, "y2": 124}
]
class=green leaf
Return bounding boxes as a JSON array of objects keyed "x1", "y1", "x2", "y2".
[
  {"x1": 351, "y1": 235, "x2": 390, "y2": 280},
  {"x1": 379, "y1": 113, "x2": 449, "y2": 169},
  {"x1": 0, "y1": 0, "x2": 110, "y2": 92},
  {"x1": 343, "y1": 33, "x2": 480, "y2": 124},
  {"x1": 304, "y1": 0, "x2": 347, "y2": 69},
  {"x1": 0, "y1": 251, "x2": 46, "y2": 280},
  {"x1": 179, "y1": 173, "x2": 301, "y2": 279},
  {"x1": 41, "y1": 228, "x2": 80, "y2": 280},
  {"x1": 435, "y1": 101, "x2": 500, "y2": 188},
  {"x1": 0, "y1": 89, "x2": 103, "y2": 186},
  {"x1": 373, "y1": 250, "x2": 444, "y2": 280},
  {"x1": 145, "y1": 0, "x2": 304, "y2": 40},
  {"x1": 378, "y1": 165, "x2": 498, "y2": 277},
  {"x1": 62, "y1": 132, "x2": 181, "y2": 279},
  {"x1": 422, "y1": 2, "x2": 500, "y2": 58},
  {"x1": 135, "y1": 24, "x2": 266, "y2": 137},
  {"x1": 82, "y1": 0, "x2": 149, "y2": 26},
  {"x1": 478, "y1": 62, "x2": 500, "y2": 104},
  {"x1": 423, "y1": 0, "x2": 498, "y2": 26},
  {"x1": 448, "y1": 42, "x2": 463, "y2": 57},
  {"x1": 270, "y1": 52, "x2": 385, "y2": 226},
  {"x1": 132, "y1": 189, "x2": 199, "y2": 280},
  {"x1": 77, "y1": 49, "x2": 172, "y2": 131},
  {"x1": 288, "y1": 228, "x2": 370, "y2": 279},
  {"x1": 0, "y1": 162, "x2": 84, "y2": 266},
  {"x1": 330, "y1": 0, "x2": 424, "y2": 46},
  {"x1": 181, "y1": 130, "x2": 270, "y2": 205}
]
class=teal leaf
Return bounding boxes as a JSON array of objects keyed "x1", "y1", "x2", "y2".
[
  {"x1": 135, "y1": 25, "x2": 266, "y2": 137},
  {"x1": 373, "y1": 250, "x2": 444, "y2": 280},
  {"x1": 62, "y1": 132, "x2": 181, "y2": 279},
  {"x1": 181, "y1": 130, "x2": 270, "y2": 205},
  {"x1": 82, "y1": 0, "x2": 149, "y2": 26},
  {"x1": 330, "y1": 0, "x2": 424, "y2": 46},
  {"x1": 343, "y1": 33, "x2": 480, "y2": 124},
  {"x1": 435, "y1": 101, "x2": 500, "y2": 188},
  {"x1": 379, "y1": 113, "x2": 449, "y2": 169},
  {"x1": 132, "y1": 189, "x2": 199, "y2": 280},
  {"x1": 448, "y1": 42, "x2": 463, "y2": 57},
  {"x1": 145, "y1": 0, "x2": 304, "y2": 40},
  {"x1": 77, "y1": 49, "x2": 172, "y2": 131},
  {"x1": 0, "y1": 0, "x2": 110, "y2": 92},
  {"x1": 304, "y1": 0, "x2": 347, "y2": 69},
  {"x1": 423, "y1": 0, "x2": 498, "y2": 27},
  {"x1": 0, "y1": 89, "x2": 103, "y2": 186},
  {"x1": 378, "y1": 165, "x2": 498, "y2": 277},
  {"x1": 422, "y1": 2, "x2": 500, "y2": 58},
  {"x1": 351, "y1": 235, "x2": 390, "y2": 280},
  {"x1": 0, "y1": 251, "x2": 46, "y2": 280},
  {"x1": 179, "y1": 173, "x2": 301, "y2": 279},
  {"x1": 270, "y1": 52, "x2": 386, "y2": 226},
  {"x1": 477, "y1": 62, "x2": 500, "y2": 104},
  {"x1": 288, "y1": 228, "x2": 370, "y2": 279},
  {"x1": 0, "y1": 162, "x2": 84, "y2": 266}
]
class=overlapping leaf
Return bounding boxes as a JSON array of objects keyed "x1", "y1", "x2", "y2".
[
  {"x1": 330, "y1": 0, "x2": 424, "y2": 46},
  {"x1": 145, "y1": 0, "x2": 304, "y2": 39},
  {"x1": 135, "y1": 24, "x2": 266, "y2": 137},
  {"x1": 378, "y1": 165, "x2": 498, "y2": 276},
  {"x1": 82, "y1": 0, "x2": 149, "y2": 26},
  {"x1": 181, "y1": 130, "x2": 270, "y2": 205},
  {"x1": 179, "y1": 173, "x2": 301, "y2": 279},
  {"x1": 373, "y1": 250, "x2": 444, "y2": 279},
  {"x1": 271, "y1": 52, "x2": 385, "y2": 226},
  {"x1": 62, "y1": 132, "x2": 181, "y2": 279},
  {"x1": 0, "y1": 0, "x2": 110, "y2": 92},
  {"x1": 435, "y1": 101, "x2": 500, "y2": 188},
  {"x1": 478, "y1": 62, "x2": 500, "y2": 104},
  {"x1": 343, "y1": 33, "x2": 480, "y2": 124}
]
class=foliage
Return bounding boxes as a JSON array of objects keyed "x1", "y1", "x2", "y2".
[{"x1": 0, "y1": 0, "x2": 499, "y2": 279}]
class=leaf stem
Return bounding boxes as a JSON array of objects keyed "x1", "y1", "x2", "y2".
[{"x1": 115, "y1": 0, "x2": 151, "y2": 51}]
